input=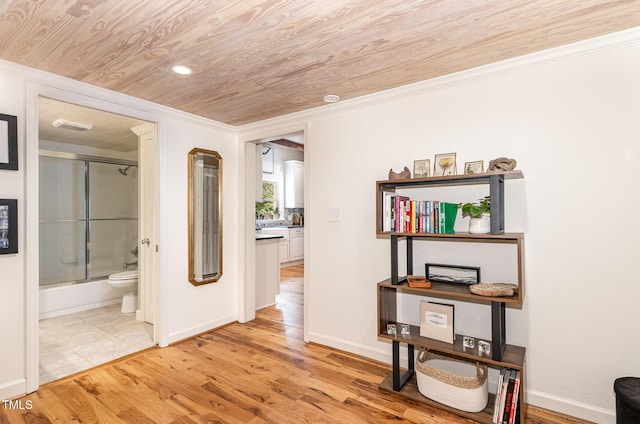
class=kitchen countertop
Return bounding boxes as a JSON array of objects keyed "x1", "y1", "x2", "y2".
[
  {"x1": 255, "y1": 234, "x2": 284, "y2": 240},
  {"x1": 256, "y1": 225, "x2": 304, "y2": 230}
]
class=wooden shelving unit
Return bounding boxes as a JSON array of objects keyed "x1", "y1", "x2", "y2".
[{"x1": 375, "y1": 170, "x2": 525, "y2": 424}]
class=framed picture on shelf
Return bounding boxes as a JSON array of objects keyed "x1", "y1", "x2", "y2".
[
  {"x1": 399, "y1": 324, "x2": 411, "y2": 337},
  {"x1": 425, "y1": 263, "x2": 480, "y2": 285},
  {"x1": 413, "y1": 159, "x2": 430, "y2": 178},
  {"x1": 0, "y1": 199, "x2": 18, "y2": 254},
  {"x1": 434, "y1": 152, "x2": 457, "y2": 176},
  {"x1": 464, "y1": 160, "x2": 484, "y2": 174},
  {"x1": 386, "y1": 324, "x2": 397, "y2": 336},
  {"x1": 478, "y1": 340, "x2": 491, "y2": 356},
  {"x1": 420, "y1": 301, "x2": 454, "y2": 343},
  {"x1": 463, "y1": 336, "x2": 475, "y2": 349},
  {"x1": 0, "y1": 114, "x2": 18, "y2": 171}
]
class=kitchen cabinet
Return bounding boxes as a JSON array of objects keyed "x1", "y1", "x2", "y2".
[
  {"x1": 255, "y1": 236, "x2": 280, "y2": 309},
  {"x1": 258, "y1": 226, "x2": 304, "y2": 264},
  {"x1": 289, "y1": 227, "x2": 304, "y2": 261},
  {"x1": 284, "y1": 160, "x2": 304, "y2": 208},
  {"x1": 257, "y1": 227, "x2": 289, "y2": 263}
]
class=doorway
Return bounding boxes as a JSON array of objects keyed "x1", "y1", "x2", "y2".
[
  {"x1": 28, "y1": 91, "x2": 159, "y2": 388},
  {"x1": 243, "y1": 129, "x2": 307, "y2": 339}
]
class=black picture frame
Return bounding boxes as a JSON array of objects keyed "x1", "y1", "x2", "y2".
[
  {"x1": 0, "y1": 114, "x2": 18, "y2": 171},
  {"x1": 425, "y1": 263, "x2": 480, "y2": 285},
  {"x1": 0, "y1": 199, "x2": 18, "y2": 254}
]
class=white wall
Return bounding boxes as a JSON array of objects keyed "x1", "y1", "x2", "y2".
[
  {"x1": 161, "y1": 117, "x2": 238, "y2": 342},
  {"x1": 0, "y1": 60, "x2": 239, "y2": 399},
  {"x1": 2, "y1": 26, "x2": 640, "y2": 423},
  {"x1": 0, "y1": 63, "x2": 26, "y2": 400},
  {"x1": 239, "y1": 29, "x2": 640, "y2": 423}
]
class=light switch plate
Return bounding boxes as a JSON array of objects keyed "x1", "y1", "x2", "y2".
[{"x1": 327, "y1": 208, "x2": 341, "y2": 222}]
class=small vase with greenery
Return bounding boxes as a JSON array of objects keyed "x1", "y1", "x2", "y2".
[
  {"x1": 459, "y1": 196, "x2": 491, "y2": 233},
  {"x1": 459, "y1": 196, "x2": 490, "y2": 218}
]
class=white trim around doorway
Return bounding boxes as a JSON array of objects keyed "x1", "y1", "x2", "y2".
[
  {"x1": 24, "y1": 83, "x2": 162, "y2": 393},
  {"x1": 238, "y1": 123, "x2": 310, "y2": 342}
]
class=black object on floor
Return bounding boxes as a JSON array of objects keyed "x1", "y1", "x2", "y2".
[{"x1": 614, "y1": 377, "x2": 640, "y2": 424}]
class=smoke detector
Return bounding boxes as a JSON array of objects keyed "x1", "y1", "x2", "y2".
[
  {"x1": 52, "y1": 119, "x2": 93, "y2": 131},
  {"x1": 323, "y1": 94, "x2": 341, "y2": 103}
]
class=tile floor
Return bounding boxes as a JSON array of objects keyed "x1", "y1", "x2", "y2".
[{"x1": 39, "y1": 303, "x2": 154, "y2": 384}]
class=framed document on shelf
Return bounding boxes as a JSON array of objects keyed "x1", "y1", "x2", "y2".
[{"x1": 420, "y1": 301, "x2": 454, "y2": 343}]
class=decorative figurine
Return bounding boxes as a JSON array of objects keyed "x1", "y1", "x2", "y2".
[
  {"x1": 389, "y1": 166, "x2": 411, "y2": 180},
  {"x1": 488, "y1": 157, "x2": 517, "y2": 172}
]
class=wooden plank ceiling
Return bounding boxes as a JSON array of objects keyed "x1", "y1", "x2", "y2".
[{"x1": 1, "y1": 0, "x2": 640, "y2": 126}]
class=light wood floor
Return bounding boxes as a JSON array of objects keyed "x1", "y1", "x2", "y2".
[{"x1": 1, "y1": 265, "x2": 590, "y2": 423}]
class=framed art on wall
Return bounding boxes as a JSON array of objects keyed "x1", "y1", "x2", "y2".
[
  {"x1": 0, "y1": 199, "x2": 18, "y2": 254},
  {"x1": 0, "y1": 114, "x2": 18, "y2": 171}
]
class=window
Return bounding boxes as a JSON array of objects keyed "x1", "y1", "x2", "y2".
[{"x1": 256, "y1": 179, "x2": 281, "y2": 219}]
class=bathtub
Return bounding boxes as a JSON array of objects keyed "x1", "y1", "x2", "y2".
[{"x1": 39, "y1": 279, "x2": 122, "y2": 319}]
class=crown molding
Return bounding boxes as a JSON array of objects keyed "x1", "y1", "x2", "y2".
[
  {"x1": 0, "y1": 58, "x2": 236, "y2": 135},
  {"x1": 239, "y1": 26, "x2": 640, "y2": 133}
]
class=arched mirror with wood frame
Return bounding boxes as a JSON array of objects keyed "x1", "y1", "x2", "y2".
[{"x1": 188, "y1": 148, "x2": 222, "y2": 285}]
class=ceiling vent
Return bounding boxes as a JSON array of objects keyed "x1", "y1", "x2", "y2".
[{"x1": 52, "y1": 119, "x2": 93, "y2": 131}]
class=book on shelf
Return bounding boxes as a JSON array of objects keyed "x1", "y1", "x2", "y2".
[
  {"x1": 502, "y1": 372, "x2": 516, "y2": 423},
  {"x1": 507, "y1": 370, "x2": 521, "y2": 424},
  {"x1": 381, "y1": 194, "x2": 458, "y2": 234},
  {"x1": 493, "y1": 368, "x2": 521, "y2": 424},
  {"x1": 493, "y1": 368, "x2": 508, "y2": 423},
  {"x1": 382, "y1": 191, "x2": 393, "y2": 232}
]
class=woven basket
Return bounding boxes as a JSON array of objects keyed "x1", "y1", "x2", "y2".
[
  {"x1": 416, "y1": 349, "x2": 488, "y2": 412},
  {"x1": 469, "y1": 282, "x2": 518, "y2": 297}
]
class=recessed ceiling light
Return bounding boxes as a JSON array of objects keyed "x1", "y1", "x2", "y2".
[
  {"x1": 172, "y1": 65, "x2": 192, "y2": 75},
  {"x1": 323, "y1": 94, "x2": 341, "y2": 103}
]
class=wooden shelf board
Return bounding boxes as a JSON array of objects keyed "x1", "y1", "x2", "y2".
[
  {"x1": 376, "y1": 231, "x2": 523, "y2": 242},
  {"x1": 378, "y1": 279, "x2": 523, "y2": 306},
  {"x1": 379, "y1": 372, "x2": 497, "y2": 424},
  {"x1": 378, "y1": 325, "x2": 525, "y2": 369},
  {"x1": 377, "y1": 170, "x2": 524, "y2": 189}
]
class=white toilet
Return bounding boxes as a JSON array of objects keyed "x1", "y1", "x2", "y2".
[{"x1": 108, "y1": 270, "x2": 138, "y2": 313}]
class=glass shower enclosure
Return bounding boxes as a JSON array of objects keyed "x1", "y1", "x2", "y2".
[{"x1": 39, "y1": 153, "x2": 138, "y2": 286}]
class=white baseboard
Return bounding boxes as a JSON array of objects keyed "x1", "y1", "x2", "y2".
[
  {"x1": 527, "y1": 390, "x2": 615, "y2": 424},
  {"x1": 307, "y1": 332, "x2": 391, "y2": 364},
  {"x1": 0, "y1": 378, "x2": 26, "y2": 401},
  {"x1": 39, "y1": 299, "x2": 121, "y2": 320},
  {"x1": 167, "y1": 314, "x2": 237, "y2": 345}
]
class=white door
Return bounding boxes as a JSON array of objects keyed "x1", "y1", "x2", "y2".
[{"x1": 132, "y1": 123, "x2": 157, "y2": 325}]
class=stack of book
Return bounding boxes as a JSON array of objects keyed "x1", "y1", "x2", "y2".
[
  {"x1": 493, "y1": 368, "x2": 521, "y2": 424},
  {"x1": 381, "y1": 192, "x2": 458, "y2": 234}
]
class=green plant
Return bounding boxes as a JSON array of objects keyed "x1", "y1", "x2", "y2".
[
  {"x1": 459, "y1": 196, "x2": 490, "y2": 218},
  {"x1": 262, "y1": 181, "x2": 275, "y2": 200},
  {"x1": 255, "y1": 201, "x2": 274, "y2": 217}
]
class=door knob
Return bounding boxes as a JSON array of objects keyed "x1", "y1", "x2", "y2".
[{"x1": 141, "y1": 238, "x2": 150, "y2": 245}]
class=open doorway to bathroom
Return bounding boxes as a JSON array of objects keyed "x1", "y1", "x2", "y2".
[{"x1": 37, "y1": 96, "x2": 155, "y2": 384}]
